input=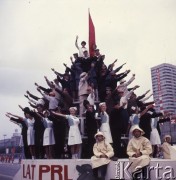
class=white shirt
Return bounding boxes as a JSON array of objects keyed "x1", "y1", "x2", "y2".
[
  {"x1": 87, "y1": 91, "x2": 95, "y2": 105},
  {"x1": 120, "y1": 89, "x2": 134, "y2": 109},
  {"x1": 78, "y1": 47, "x2": 89, "y2": 57},
  {"x1": 117, "y1": 76, "x2": 135, "y2": 95},
  {"x1": 43, "y1": 94, "x2": 58, "y2": 110}
]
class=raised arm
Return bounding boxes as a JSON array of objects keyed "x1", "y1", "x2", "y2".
[
  {"x1": 26, "y1": 90, "x2": 40, "y2": 101},
  {"x1": 144, "y1": 89, "x2": 150, "y2": 96},
  {"x1": 136, "y1": 94, "x2": 145, "y2": 101},
  {"x1": 54, "y1": 87, "x2": 63, "y2": 96},
  {"x1": 144, "y1": 101, "x2": 154, "y2": 106},
  {"x1": 24, "y1": 94, "x2": 29, "y2": 100},
  {"x1": 137, "y1": 90, "x2": 150, "y2": 101},
  {"x1": 141, "y1": 94, "x2": 153, "y2": 103},
  {"x1": 125, "y1": 85, "x2": 140, "y2": 99},
  {"x1": 6, "y1": 112, "x2": 23, "y2": 120},
  {"x1": 75, "y1": 35, "x2": 79, "y2": 49},
  {"x1": 33, "y1": 110, "x2": 43, "y2": 119},
  {"x1": 24, "y1": 93, "x2": 37, "y2": 105},
  {"x1": 51, "y1": 68, "x2": 64, "y2": 77},
  {"x1": 44, "y1": 76, "x2": 54, "y2": 88},
  {"x1": 6, "y1": 114, "x2": 21, "y2": 124},
  {"x1": 115, "y1": 70, "x2": 128, "y2": 82},
  {"x1": 124, "y1": 74, "x2": 135, "y2": 86},
  {"x1": 51, "y1": 111, "x2": 66, "y2": 119},
  {"x1": 28, "y1": 102, "x2": 37, "y2": 109},
  {"x1": 108, "y1": 59, "x2": 118, "y2": 71},
  {"x1": 113, "y1": 63, "x2": 126, "y2": 74},
  {"x1": 56, "y1": 74, "x2": 65, "y2": 84},
  {"x1": 140, "y1": 104, "x2": 154, "y2": 117},
  {"x1": 35, "y1": 83, "x2": 51, "y2": 94},
  {"x1": 37, "y1": 87, "x2": 47, "y2": 99},
  {"x1": 63, "y1": 63, "x2": 73, "y2": 73},
  {"x1": 28, "y1": 97, "x2": 37, "y2": 105},
  {"x1": 18, "y1": 105, "x2": 24, "y2": 111},
  {"x1": 53, "y1": 79, "x2": 62, "y2": 91},
  {"x1": 9, "y1": 119, "x2": 21, "y2": 127},
  {"x1": 70, "y1": 56, "x2": 74, "y2": 65}
]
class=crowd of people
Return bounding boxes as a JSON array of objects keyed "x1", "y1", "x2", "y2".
[
  {"x1": 0, "y1": 154, "x2": 15, "y2": 163},
  {"x1": 5, "y1": 37, "x2": 174, "y2": 168}
]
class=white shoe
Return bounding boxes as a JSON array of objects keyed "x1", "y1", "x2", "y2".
[
  {"x1": 32, "y1": 156, "x2": 35, "y2": 160},
  {"x1": 75, "y1": 154, "x2": 79, "y2": 159}
]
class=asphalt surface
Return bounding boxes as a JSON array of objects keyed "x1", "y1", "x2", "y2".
[{"x1": 0, "y1": 162, "x2": 20, "y2": 180}]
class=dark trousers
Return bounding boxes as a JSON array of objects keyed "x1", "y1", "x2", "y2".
[
  {"x1": 120, "y1": 109, "x2": 129, "y2": 134},
  {"x1": 111, "y1": 130, "x2": 121, "y2": 157},
  {"x1": 35, "y1": 132, "x2": 45, "y2": 159},
  {"x1": 143, "y1": 131, "x2": 151, "y2": 141},
  {"x1": 87, "y1": 132, "x2": 96, "y2": 158},
  {"x1": 93, "y1": 164, "x2": 107, "y2": 180},
  {"x1": 23, "y1": 145, "x2": 31, "y2": 159}
]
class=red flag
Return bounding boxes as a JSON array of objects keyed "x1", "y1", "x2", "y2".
[{"x1": 89, "y1": 11, "x2": 96, "y2": 57}]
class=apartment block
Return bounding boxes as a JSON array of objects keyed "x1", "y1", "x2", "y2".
[
  {"x1": 151, "y1": 63, "x2": 176, "y2": 142},
  {"x1": 151, "y1": 63, "x2": 176, "y2": 115}
]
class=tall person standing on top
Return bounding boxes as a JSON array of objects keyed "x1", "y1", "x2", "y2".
[{"x1": 75, "y1": 35, "x2": 89, "y2": 58}]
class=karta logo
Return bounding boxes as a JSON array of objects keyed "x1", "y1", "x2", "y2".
[{"x1": 114, "y1": 161, "x2": 176, "y2": 179}]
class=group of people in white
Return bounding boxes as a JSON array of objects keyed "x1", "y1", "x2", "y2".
[{"x1": 5, "y1": 37, "x2": 176, "y2": 179}]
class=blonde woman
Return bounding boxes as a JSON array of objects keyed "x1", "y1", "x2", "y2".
[
  {"x1": 99, "y1": 102, "x2": 113, "y2": 144},
  {"x1": 35, "y1": 110, "x2": 55, "y2": 159},
  {"x1": 91, "y1": 131, "x2": 114, "y2": 179},
  {"x1": 52, "y1": 107, "x2": 82, "y2": 159}
]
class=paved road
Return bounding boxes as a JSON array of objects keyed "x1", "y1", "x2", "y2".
[{"x1": 0, "y1": 162, "x2": 20, "y2": 180}]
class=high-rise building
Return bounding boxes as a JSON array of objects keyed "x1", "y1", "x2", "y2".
[
  {"x1": 151, "y1": 63, "x2": 176, "y2": 115},
  {"x1": 151, "y1": 63, "x2": 176, "y2": 142}
]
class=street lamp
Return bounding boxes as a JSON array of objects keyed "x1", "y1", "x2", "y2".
[{"x1": 3, "y1": 134, "x2": 7, "y2": 153}]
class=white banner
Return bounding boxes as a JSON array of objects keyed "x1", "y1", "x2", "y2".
[
  {"x1": 14, "y1": 159, "x2": 176, "y2": 180},
  {"x1": 15, "y1": 159, "x2": 92, "y2": 180}
]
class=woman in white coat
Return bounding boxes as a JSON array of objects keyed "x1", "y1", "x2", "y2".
[
  {"x1": 99, "y1": 102, "x2": 113, "y2": 144},
  {"x1": 35, "y1": 110, "x2": 55, "y2": 159},
  {"x1": 150, "y1": 117, "x2": 161, "y2": 157},
  {"x1": 91, "y1": 131, "x2": 114, "y2": 180},
  {"x1": 127, "y1": 125, "x2": 152, "y2": 179},
  {"x1": 52, "y1": 107, "x2": 82, "y2": 159}
]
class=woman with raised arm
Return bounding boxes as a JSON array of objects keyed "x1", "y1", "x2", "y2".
[
  {"x1": 99, "y1": 102, "x2": 113, "y2": 144},
  {"x1": 6, "y1": 107, "x2": 36, "y2": 159},
  {"x1": 128, "y1": 104, "x2": 154, "y2": 139},
  {"x1": 51, "y1": 107, "x2": 82, "y2": 159},
  {"x1": 5, "y1": 113, "x2": 31, "y2": 159},
  {"x1": 34, "y1": 110, "x2": 55, "y2": 159}
]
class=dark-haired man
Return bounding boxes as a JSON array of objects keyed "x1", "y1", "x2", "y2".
[{"x1": 75, "y1": 35, "x2": 89, "y2": 57}]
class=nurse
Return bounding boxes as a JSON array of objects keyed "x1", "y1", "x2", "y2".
[{"x1": 52, "y1": 107, "x2": 82, "y2": 159}]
